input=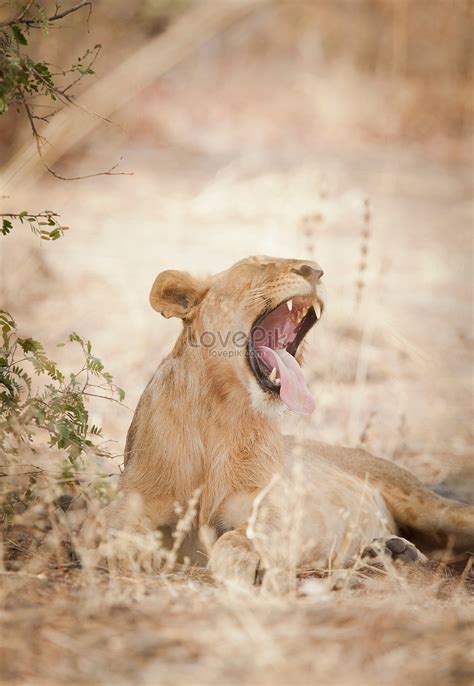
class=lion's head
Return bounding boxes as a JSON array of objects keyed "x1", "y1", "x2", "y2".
[{"x1": 149, "y1": 256, "x2": 324, "y2": 416}]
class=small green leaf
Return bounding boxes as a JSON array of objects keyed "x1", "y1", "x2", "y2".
[
  {"x1": 18, "y1": 337, "x2": 42, "y2": 353},
  {"x1": 11, "y1": 25, "x2": 28, "y2": 46},
  {"x1": 1, "y1": 220, "x2": 13, "y2": 235}
]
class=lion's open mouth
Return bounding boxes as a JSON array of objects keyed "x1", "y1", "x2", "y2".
[{"x1": 248, "y1": 296, "x2": 321, "y2": 415}]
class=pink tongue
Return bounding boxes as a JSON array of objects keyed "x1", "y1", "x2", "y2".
[{"x1": 257, "y1": 346, "x2": 315, "y2": 415}]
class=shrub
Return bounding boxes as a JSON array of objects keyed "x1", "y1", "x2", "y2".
[{"x1": 0, "y1": 309, "x2": 125, "y2": 561}]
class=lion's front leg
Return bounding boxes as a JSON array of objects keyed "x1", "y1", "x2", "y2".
[
  {"x1": 208, "y1": 527, "x2": 261, "y2": 586},
  {"x1": 79, "y1": 490, "x2": 177, "y2": 573}
]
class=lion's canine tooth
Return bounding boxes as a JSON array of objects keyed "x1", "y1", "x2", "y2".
[
  {"x1": 275, "y1": 378, "x2": 281, "y2": 386},
  {"x1": 269, "y1": 367, "x2": 277, "y2": 383},
  {"x1": 287, "y1": 299, "x2": 293, "y2": 311},
  {"x1": 315, "y1": 303, "x2": 321, "y2": 319}
]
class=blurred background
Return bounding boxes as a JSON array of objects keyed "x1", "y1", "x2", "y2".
[{"x1": 1, "y1": 0, "x2": 473, "y2": 487}]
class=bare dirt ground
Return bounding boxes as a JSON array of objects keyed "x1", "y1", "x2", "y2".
[{"x1": 2, "y1": 566, "x2": 473, "y2": 686}]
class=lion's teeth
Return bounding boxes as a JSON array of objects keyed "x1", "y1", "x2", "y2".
[
  {"x1": 287, "y1": 299, "x2": 293, "y2": 312},
  {"x1": 314, "y1": 303, "x2": 321, "y2": 319},
  {"x1": 274, "y1": 379, "x2": 281, "y2": 386},
  {"x1": 269, "y1": 367, "x2": 277, "y2": 383}
]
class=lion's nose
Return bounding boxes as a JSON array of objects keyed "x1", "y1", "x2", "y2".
[{"x1": 293, "y1": 262, "x2": 324, "y2": 283}]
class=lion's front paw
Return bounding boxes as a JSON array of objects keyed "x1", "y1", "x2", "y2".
[
  {"x1": 208, "y1": 530, "x2": 261, "y2": 586},
  {"x1": 362, "y1": 536, "x2": 427, "y2": 565}
]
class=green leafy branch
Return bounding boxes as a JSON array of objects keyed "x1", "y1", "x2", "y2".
[
  {"x1": 0, "y1": 310, "x2": 126, "y2": 466},
  {"x1": 0, "y1": 2, "x2": 93, "y2": 115},
  {"x1": 0, "y1": 1, "x2": 128, "y2": 180},
  {"x1": 1, "y1": 210, "x2": 68, "y2": 240}
]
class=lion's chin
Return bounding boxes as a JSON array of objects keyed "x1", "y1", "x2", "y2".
[{"x1": 248, "y1": 381, "x2": 289, "y2": 418}]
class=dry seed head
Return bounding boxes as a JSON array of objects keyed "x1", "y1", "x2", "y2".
[
  {"x1": 299, "y1": 212, "x2": 324, "y2": 256},
  {"x1": 359, "y1": 409, "x2": 376, "y2": 448},
  {"x1": 355, "y1": 196, "x2": 372, "y2": 307}
]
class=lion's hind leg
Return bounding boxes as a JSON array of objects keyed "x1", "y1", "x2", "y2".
[{"x1": 362, "y1": 536, "x2": 428, "y2": 566}]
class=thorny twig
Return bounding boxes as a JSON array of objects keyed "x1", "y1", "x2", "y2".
[
  {"x1": 22, "y1": 95, "x2": 130, "y2": 181},
  {"x1": 0, "y1": 1, "x2": 92, "y2": 29}
]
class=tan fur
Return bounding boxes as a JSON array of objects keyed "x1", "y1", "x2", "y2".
[{"x1": 100, "y1": 256, "x2": 474, "y2": 583}]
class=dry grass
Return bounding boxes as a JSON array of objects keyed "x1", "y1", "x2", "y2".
[
  {"x1": 1, "y1": 2, "x2": 473, "y2": 684},
  {"x1": 2, "y1": 565, "x2": 473, "y2": 685}
]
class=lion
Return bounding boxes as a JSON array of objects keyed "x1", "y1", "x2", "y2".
[{"x1": 98, "y1": 256, "x2": 474, "y2": 586}]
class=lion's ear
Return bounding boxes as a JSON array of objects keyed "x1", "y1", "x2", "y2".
[{"x1": 149, "y1": 270, "x2": 208, "y2": 319}]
